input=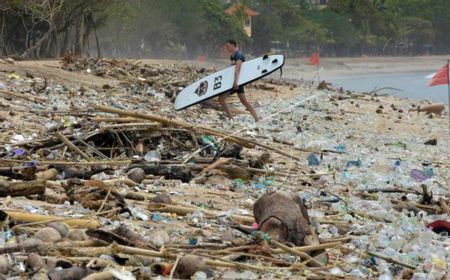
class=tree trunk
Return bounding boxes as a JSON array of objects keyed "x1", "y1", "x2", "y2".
[
  {"x1": 82, "y1": 17, "x2": 91, "y2": 57},
  {"x1": 90, "y1": 13, "x2": 101, "y2": 58},
  {"x1": 21, "y1": 26, "x2": 54, "y2": 58},
  {"x1": 0, "y1": 11, "x2": 5, "y2": 55},
  {"x1": 74, "y1": 16, "x2": 85, "y2": 56},
  {"x1": 60, "y1": 26, "x2": 70, "y2": 55}
]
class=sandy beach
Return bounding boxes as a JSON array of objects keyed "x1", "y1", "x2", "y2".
[
  {"x1": 284, "y1": 55, "x2": 449, "y2": 78},
  {"x1": 0, "y1": 56, "x2": 450, "y2": 279}
]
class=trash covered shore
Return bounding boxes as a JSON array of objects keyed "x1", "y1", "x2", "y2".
[{"x1": 0, "y1": 57, "x2": 449, "y2": 280}]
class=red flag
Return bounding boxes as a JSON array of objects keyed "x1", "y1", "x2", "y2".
[
  {"x1": 310, "y1": 52, "x2": 320, "y2": 65},
  {"x1": 429, "y1": 63, "x2": 449, "y2": 87}
]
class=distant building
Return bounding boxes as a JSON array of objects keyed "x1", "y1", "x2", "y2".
[
  {"x1": 225, "y1": 3, "x2": 259, "y2": 37},
  {"x1": 307, "y1": 0, "x2": 328, "y2": 9}
]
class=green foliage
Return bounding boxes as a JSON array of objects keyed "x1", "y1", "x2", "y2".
[
  {"x1": 3, "y1": 0, "x2": 450, "y2": 58},
  {"x1": 307, "y1": 8, "x2": 359, "y2": 45},
  {"x1": 100, "y1": 0, "x2": 245, "y2": 58}
]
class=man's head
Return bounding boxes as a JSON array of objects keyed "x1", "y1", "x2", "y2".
[{"x1": 225, "y1": 39, "x2": 237, "y2": 53}]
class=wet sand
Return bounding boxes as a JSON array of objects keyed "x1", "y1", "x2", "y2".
[{"x1": 284, "y1": 55, "x2": 448, "y2": 79}]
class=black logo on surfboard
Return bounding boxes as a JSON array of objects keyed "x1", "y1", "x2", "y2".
[{"x1": 194, "y1": 81, "x2": 208, "y2": 96}]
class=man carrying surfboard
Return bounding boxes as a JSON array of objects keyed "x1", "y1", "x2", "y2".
[{"x1": 218, "y1": 40, "x2": 260, "y2": 122}]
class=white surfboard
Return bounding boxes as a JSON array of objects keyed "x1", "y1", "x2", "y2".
[{"x1": 174, "y1": 54, "x2": 284, "y2": 111}]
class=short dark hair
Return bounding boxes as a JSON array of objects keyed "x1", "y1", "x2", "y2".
[{"x1": 226, "y1": 39, "x2": 237, "y2": 47}]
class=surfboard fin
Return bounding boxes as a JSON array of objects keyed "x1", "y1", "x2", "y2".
[
  {"x1": 262, "y1": 69, "x2": 268, "y2": 74},
  {"x1": 272, "y1": 59, "x2": 278, "y2": 63},
  {"x1": 263, "y1": 54, "x2": 269, "y2": 60}
]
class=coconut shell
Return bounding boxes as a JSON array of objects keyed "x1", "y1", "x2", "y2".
[
  {"x1": 47, "y1": 222, "x2": 70, "y2": 238},
  {"x1": 0, "y1": 255, "x2": 9, "y2": 274},
  {"x1": 127, "y1": 168, "x2": 145, "y2": 183},
  {"x1": 175, "y1": 255, "x2": 210, "y2": 279},
  {"x1": 34, "y1": 227, "x2": 61, "y2": 242},
  {"x1": 26, "y1": 253, "x2": 44, "y2": 270},
  {"x1": 67, "y1": 229, "x2": 88, "y2": 241}
]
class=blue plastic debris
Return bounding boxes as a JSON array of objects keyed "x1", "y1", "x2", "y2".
[
  {"x1": 334, "y1": 144, "x2": 345, "y2": 153},
  {"x1": 346, "y1": 160, "x2": 362, "y2": 168},
  {"x1": 307, "y1": 153, "x2": 320, "y2": 166}
]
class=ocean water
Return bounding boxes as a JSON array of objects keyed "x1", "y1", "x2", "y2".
[{"x1": 326, "y1": 71, "x2": 449, "y2": 104}]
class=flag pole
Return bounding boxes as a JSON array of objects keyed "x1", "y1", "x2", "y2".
[{"x1": 448, "y1": 59, "x2": 450, "y2": 132}]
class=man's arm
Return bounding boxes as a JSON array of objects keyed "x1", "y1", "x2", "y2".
[{"x1": 233, "y1": 59, "x2": 242, "y2": 89}]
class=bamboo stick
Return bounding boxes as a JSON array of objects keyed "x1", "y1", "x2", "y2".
[
  {"x1": 112, "y1": 243, "x2": 167, "y2": 258},
  {"x1": 100, "y1": 122, "x2": 162, "y2": 130},
  {"x1": 82, "y1": 271, "x2": 114, "y2": 280},
  {"x1": 272, "y1": 241, "x2": 343, "y2": 254},
  {"x1": 55, "y1": 240, "x2": 109, "y2": 248},
  {"x1": 0, "y1": 89, "x2": 47, "y2": 103},
  {"x1": 243, "y1": 167, "x2": 333, "y2": 177},
  {"x1": 265, "y1": 237, "x2": 324, "y2": 267},
  {"x1": 147, "y1": 203, "x2": 254, "y2": 224},
  {"x1": 57, "y1": 246, "x2": 112, "y2": 257},
  {"x1": 5, "y1": 211, "x2": 101, "y2": 229},
  {"x1": 89, "y1": 117, "x2": 145, "y2": 123},
  {"x1": 31, "y1": 160, "x2": 132, "y2": 166},
  {"x1": 56, "y1": 132, "x2": 92, "y2": 161},
  {"x1": 367, "y1": 251, "x2": 416, "y2": 270},
  {"x1": 199, "y1": 158, "x2": 232, "y2": 174},
  {"x1": 103, "y1": 178, "x2": 137, "y2": 187},
  {"x1": 439, "y1": 198, "x2": 450, "y2": 215},
  {"x1": 320, "y1": 237, "x2": 352, "y2": 244},
  {"x1": 198, "y1": 125, "x2": 302, "y2": 162}
]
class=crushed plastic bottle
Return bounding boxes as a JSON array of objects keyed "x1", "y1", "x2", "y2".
[
  {"x1": 128, "y1": 206, "x2": 149, "y2": 221},
  {"x1": 307, "y1": 153, "x2": 320, "y2": 166},
  {"x1": 192, "y1": 271, "x2": 207, "y2": 280},
  {"x1": 334, "y1": 143, "x2": 345, "y2": 153},
  {"x1": 144, "y1": 150, "x2": 162, "y2": 162},
  {"x1": 345, "y1": 159, "x2": 362, "y2": 168},
  {"x1": 330, "y1": 267, "x2": 344, "y2": 277},
  {"x1": 190, "y1": 210, "x2": 204, "y2": 223}
]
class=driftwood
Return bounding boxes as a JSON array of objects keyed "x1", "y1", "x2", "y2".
[
  {"x1": 86, "y1": 224, "x2": 156, "y2": 250},
  {"x1": 94, "y1": 105, "x2": 303, "y2": 161},
  {"x1": 129, "y1": 164, "x2": 192, "y2": 182},
  {"x1": 0, "y1": 180, "x2": 46, "y2": 197},
  {"x1": 65, "y1": 179, "x2": 128, "y2": 214},
  {"x1": 0, "y1": 166, "x2": 47, "y2": 179},
  {"x1": 94, "y1": 104, "x2": 254, "y2": 148},
  {"x1": 48, "y1": 267, "x2": 93, "y2": 280},
  {"x1": 199, "y1": 158, "x2": 233, "y2": 175},
  {"x1": 0, "y1": 238, "x2": 43, "y2": 254},
  {"x1": 409, "y1": 104, "x2": 445, "y2": 116}
]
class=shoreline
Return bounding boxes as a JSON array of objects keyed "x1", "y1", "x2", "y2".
[{"x1": 282, "y1": 55, "x2": 449, "y2": 81}]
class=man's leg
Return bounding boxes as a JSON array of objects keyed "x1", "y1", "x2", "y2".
[
  {"x1": 237, "y1": 93, "x2": 260, "y2": 122},
  {"x1": 218, "y1": 94, "x2": 233, "y2": 119}
]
